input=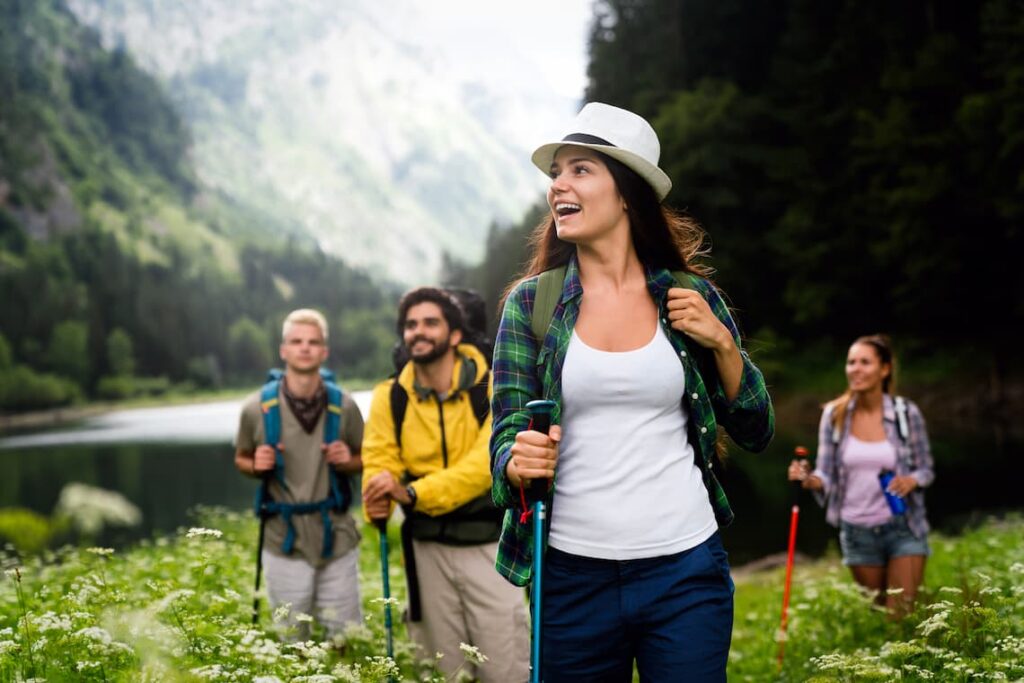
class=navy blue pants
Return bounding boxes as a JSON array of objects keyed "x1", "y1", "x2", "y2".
[{"x1": 538, "y1": 532, "x2": 734, "y2": 682}]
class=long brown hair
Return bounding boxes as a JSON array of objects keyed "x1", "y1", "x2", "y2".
[
  {"x1": 827, "y1": 334, "x2": 898, "y2": 432},
  {"x1": 503, "y1": 151, "x2": 711, "y2": 301}
]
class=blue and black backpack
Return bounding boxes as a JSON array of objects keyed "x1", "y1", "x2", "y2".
[{"x1": 254, "y1": 368, "x2": 352, "y2": 558}]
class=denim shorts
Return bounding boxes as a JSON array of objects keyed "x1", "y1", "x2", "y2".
[{"x1": 839, "y1": 516, "x2": 930, "y2": 566}]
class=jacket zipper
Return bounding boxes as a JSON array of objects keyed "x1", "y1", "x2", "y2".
[{"x1": 435, "y1": 395, "x2": 449, "y2": 468}]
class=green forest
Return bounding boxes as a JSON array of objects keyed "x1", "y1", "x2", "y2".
[
  {"x1": 0, "y1": 0, "x2": 400, "y2": 411},
  {"x1": 446, "y1": 0, "x2": 1024, "y2": 414},
  {"x1": 2, "y1": 0, "x2": 1023, "y2": 415}
]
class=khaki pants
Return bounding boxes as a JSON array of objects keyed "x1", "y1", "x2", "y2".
[
  {"x1": 263, "y1": 546, "x2": 362, "y2": 640},
  {"x1": 407, "y1": 539, "x2": 529, "y2": 683}
]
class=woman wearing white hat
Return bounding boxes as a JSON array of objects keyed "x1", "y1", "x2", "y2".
[{"x1": 489, "y1": 102, "x2": 774, "y2": 681}]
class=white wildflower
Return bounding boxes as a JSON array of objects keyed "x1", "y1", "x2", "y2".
[
  {"x1": 938, "y1": 586, "x2": 962, "y2": 594},
  {"x1": 75, "y1": 626, "x2": 112, "y2": 644},
  {"x1": 294, "y1": 612, "x2": 315, "y2": 623},
  {"x1": 186, "y1": 527, "x2": 223, "y2": 539},
  {"x1": 35, "y1": 611, "x2": 72, "y2": 632},
  {"x1": 54, "y1": 482, "x2": 142, "y2": 535},
  {"x1": 459, "y1": 642, "x2": 488, "y2": 664},
  {"x1": 273, "y1": 604, "x2": 292, "y2": 622},
  {"x1": 86, "y1": 547, "x2": 114, "y2": 556},
  {"x1": 252, "y1": 677, "x2": 285, "y2": 683},
  {"x1": 371, "y1": 596, "x2": 400, "y2": 606},
  {"x1": 973, "y1": 570, "x2": 992, "y2": 583},
  {"x1": 918, "y1": 611, "x2": 951, "y2": 637},
  {"x1": 0, "y1": 640, "x2": 18, "y2": 655},
  {"x1": 902, "y1": 664, "x2": 934, "y2": 679},
  {"x1": 1008, "y1": 562, "x2": 1024, "y2": 574}
]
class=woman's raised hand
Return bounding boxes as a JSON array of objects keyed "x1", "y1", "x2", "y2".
[{"x1": 666, "y1": 288, "x2": 733, "y2": 351}]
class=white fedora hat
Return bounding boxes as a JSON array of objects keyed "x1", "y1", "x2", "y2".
[{"x1": 532, "y1": 102, "x2": 672, "y2": 200}]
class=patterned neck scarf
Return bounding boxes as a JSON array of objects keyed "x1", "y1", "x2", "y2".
[{"x1": 282, "y1": 377, "x2": 326, "y2": 434}]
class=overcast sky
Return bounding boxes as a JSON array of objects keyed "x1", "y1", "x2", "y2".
[{"x1": 401, "y1": 1, "x2": 595, "y2": 101}]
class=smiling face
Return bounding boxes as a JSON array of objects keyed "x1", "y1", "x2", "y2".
[
  {"x1": 845, "y1": 341, "x2": 891, "y2": 395},
  {"x1": 402, "y1": 301, "x2": 463, "y2": 366},
  {"x1": 280, "y1": 322, "x2": 328, "y2": 375},
  {"x1": 547, "y1": 145, "x2": 630, "y2": 246}
]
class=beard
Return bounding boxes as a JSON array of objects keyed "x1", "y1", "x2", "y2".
[{"x1": 406, "y1": 335, "x2": 452, "y2": 365}]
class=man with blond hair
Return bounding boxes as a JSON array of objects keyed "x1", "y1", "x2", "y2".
[{"x1": 235, "y1": 308, "x2": 364, "y2": 641}]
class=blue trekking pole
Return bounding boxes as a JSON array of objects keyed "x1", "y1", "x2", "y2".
[
  {"x1": 375, "y1": 519, "x2": 394, "y2": 663},
  {"x1": 525, "y1": 399, "x2": 556, "y2": 683}
]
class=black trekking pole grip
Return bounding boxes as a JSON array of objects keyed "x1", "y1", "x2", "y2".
[
  {"x1": 525, "y1": 400, "x2": 556, "y2": 501},
  {"x1": 792, "y1": 446, "x2": 809, "y2": 506}
]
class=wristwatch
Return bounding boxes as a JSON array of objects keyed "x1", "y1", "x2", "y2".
[{"x1": 404, "y1": 485, "x2": 417, "y2": 510}]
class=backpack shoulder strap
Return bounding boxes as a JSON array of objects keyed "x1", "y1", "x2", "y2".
[
  {"x1": 468, "y1": 371, "x2": 490, "y2": 426},
  {"x1": 322, "y1": 380, "x2": 343, "y2": 444},
  {"x1": 530, "y1": 266, "x2": 566, "y2": 341},
  {"x1": 894, "y1": 395, "x2": 910, "y2": 444},
  {"x1": 390, "y1": 379, "x2": 409, "y2": 449},
  {"x1": 260, "y1": 376, "x2": 282, "y2": 449},
  {"x1": 259, "y1": 376, "x2": 287, "y2": 488},
  {"x1": 671, "y1": 270, "x2": 697, "y2": 290}
]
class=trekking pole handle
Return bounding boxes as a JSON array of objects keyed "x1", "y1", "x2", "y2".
[
  {"x1": 525, "y1": 400, "x2": 557, "y2": 502},
  {"x1": 792, "y1": 446, "x2": 809, "y2": 505}
]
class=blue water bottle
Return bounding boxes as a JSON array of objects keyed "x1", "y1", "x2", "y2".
[{"x1": 878, "y1": 470, "x2": 907, "y2": 515}]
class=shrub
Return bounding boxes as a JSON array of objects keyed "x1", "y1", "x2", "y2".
[{"x1": 0, "y1": 365, "x2": 82, "y2": 410}]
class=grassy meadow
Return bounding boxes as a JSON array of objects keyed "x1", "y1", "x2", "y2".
[{"x1": 1, "y1": 508, "x2": 1021, "y2": 682}]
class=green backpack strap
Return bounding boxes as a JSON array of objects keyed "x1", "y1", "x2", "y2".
[
  {"x1": 530, "y1": 266, "x2": 567, "y2": 341},
  {"x1": 670, "y1": 270, "x2": 697, "y2": 291},
  {"x1": 530, "y1": 266, "x2": 697, "y2": 341}
]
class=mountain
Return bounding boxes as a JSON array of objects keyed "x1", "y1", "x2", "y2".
[
  {"x1": 65, "y1": 0, "x2": 578, "y2": 283},
  {"x1": 0, "y1": 0, "x2": 405, "y2": 406}
]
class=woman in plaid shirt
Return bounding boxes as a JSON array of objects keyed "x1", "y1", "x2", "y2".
[
  {"x1": 489, "y1": 103, "x2": 774, "y2": 681},
  {"x1": 789, "y1": 334, "x2": 934, "y2": 617}
]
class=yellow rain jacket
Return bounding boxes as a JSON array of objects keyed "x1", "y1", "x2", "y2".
[{"x1": 362, "y1": 343, "x2": 494, "y2": 521}]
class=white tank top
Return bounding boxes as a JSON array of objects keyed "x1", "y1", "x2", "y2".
[{"x1": 549, "y1": 325, "x2": 717, "y2": 560}]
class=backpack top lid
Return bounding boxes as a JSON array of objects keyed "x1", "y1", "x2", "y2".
[{"x1": 266, "y1": 367, "x2": 337, "y2": 385}]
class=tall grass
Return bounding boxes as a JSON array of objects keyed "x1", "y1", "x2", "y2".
[
  {"x1": 2, "y1": 509, "x2": 1020, "y2": 681},
  {"x1": 731, "y1": 515, "x2": 1024, "y2": 681}
]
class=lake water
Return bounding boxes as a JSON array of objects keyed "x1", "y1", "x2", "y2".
[{"x1": 1, "y1": 394, "x2": 1021, "y2": 565}]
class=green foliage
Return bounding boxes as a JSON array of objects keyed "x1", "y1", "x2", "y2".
[
  {"x1": 0, "y1": 334, "x2": 11, "y2": 371},
  {"x1": 184, "y1": 355, "x2": 223, "y2": 390},
  {"x1": 104, "y1": 328, "x2": 135, "y2": 377},
  {"x1": 0, "y1": 364, "x2": 81, "y2": 411},
  {"x1": 226, "y1": 317, "x2": 273, "y2": 382},
  {"x1": 0, "y1": 508, "x2": 62, "y2": 556},
  {"x1": 45, "y1": 320, "x2": 90, "y2": 387}
]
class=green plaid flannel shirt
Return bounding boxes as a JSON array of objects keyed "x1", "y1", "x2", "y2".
[{"x1": 489, "y1": 255, "x2": 774, "y2": 586}]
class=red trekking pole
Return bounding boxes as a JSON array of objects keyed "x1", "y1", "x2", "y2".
[{"x1": 777, "y1": 445, "x2": 809, "y2": 669}]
